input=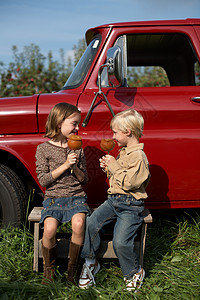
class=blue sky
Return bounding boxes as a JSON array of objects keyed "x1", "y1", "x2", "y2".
[{"x1": 1, "y1": 0, "x2": 200, "y2": 67}]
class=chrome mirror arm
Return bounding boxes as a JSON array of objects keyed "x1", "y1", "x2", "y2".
[{"x1": 82, "y1": 64, "x2": 115, "y2": 128}]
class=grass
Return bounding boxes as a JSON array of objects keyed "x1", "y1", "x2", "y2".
[{"x1": 0, "y1": 210, "x2": 199, "y2": 299}]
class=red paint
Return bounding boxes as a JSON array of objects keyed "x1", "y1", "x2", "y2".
[{"x1": 0, "y1": 19, "x2": 200, "y2": 210}]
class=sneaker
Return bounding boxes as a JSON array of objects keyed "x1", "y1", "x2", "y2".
[
  {"x1": 124, "y1": 267, "x2": 145, "y2": 292},
  {"x1": 79, "y1": 261, "x2": 100, "y2": 289}
]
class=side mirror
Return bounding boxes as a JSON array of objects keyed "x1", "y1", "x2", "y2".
[{"x1": 106, "y1": 46, "x2": 123, "y2": 87}]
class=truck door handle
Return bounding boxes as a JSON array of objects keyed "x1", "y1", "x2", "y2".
[{"x1": 191, "y1": 97, "x2": 200, "y2": 103}]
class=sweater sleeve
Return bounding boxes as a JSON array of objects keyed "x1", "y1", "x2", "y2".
[
  {"x1": 77, "y1": 149, "x2": 88, "y2": 185},
  {"x1": 35, "y1": 145, "x2": 55, "y2": 187}
]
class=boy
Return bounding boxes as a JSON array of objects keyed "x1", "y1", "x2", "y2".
[{"x1": 79, "y1": 109, "x2": 150, "y2": 291}]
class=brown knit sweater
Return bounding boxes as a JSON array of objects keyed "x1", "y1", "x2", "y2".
[{"x1": 35, "y1": 141, "x2": 88, "y2": 200}]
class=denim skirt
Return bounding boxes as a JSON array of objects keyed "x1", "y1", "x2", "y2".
[{"x1": 39, "y1": 195, "x2": 90, "y2": 228}]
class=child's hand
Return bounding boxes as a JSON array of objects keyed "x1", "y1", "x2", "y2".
[
  {"x1": 99, "y1": 156, "x2": 107, "y2": 170},
  {"x1": 67, "y1": 152, "x2": 78, "y2": 167},
  {"x1": 104, "y1": 154, "x2": 115, "y2": 166},
  {"x1": 100, "y1": 155, "x2": 115, "y2": 169}
]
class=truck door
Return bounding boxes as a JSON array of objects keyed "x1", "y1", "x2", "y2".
[{"x1": 79, "y1": 26, "x2": 200, "y2": 209}]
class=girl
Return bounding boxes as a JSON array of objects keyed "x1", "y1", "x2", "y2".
[{"x1": 35, "y1": 102, "x2": 90, "y2": 285}]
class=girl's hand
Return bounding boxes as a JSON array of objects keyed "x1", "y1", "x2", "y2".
[
  {"x1": 52, "y1": 152, "x2": 79, "y2": 180},
  {"x1": 66, "y1": 152, "x2": 78, "y2": 168}
]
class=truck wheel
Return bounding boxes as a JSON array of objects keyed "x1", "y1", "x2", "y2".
[{"x1": 0, "y1": 164, "x2": 27, "y2": 227}]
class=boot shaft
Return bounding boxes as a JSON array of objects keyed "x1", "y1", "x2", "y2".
[
  {"x1": 68, "y1": 241, "x2": 83, "y2": 285},
  {"x1": 42, "y1": 242, "x2": 57, "y2": 284},
  {"x1": 42, "y1": 242, "x2": 57, "y2": 266}
]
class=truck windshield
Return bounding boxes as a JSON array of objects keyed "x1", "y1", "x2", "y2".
[{"x1": 63, "y1": 35, "x2": 101, "y2": 89}]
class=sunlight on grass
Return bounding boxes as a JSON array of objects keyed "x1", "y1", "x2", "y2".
[{"x1": 0, "y1": 211, "x2": 199, "y2": 299}]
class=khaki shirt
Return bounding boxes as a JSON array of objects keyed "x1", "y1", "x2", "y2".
[{"x1": 107, "y1": 143, "x2": 150, "y2": 200}]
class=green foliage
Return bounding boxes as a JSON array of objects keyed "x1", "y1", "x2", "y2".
[
  {"x1": 195, "y1": 61, "x2": 200, "y2": 85},
  {"x1": 0, "y1": 44, "x2": 73, "y2": 97},
  {"x1": 0, "y1": 39, "x2": 87, "y2": 98},
  {"x1": 1, "y1": 39, "x2": 199, "y2": 98},
  {"x1": 0, "y1": 226, "x2": 34, "y2": 281},
  {"x1": 0, "y1": 210, "x2": 199, "y2": 299},
  {"x1": 127, "y1": 66, "x2": 170, "y2": 87},
  {"x1": 73, "y1": 38, "x2": 87, "y2": 66},
  {"x1": 141, "y1": 211, "x2": 200, "y2": 300}
]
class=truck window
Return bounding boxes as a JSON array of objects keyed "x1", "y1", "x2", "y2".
[
  {"x1": 63, "y1": 35, "x2": 101, "y2": 89},
  {"x1": 195, "y1": 61, "x2": 200, "y2": 85},
  {"x1": 125, "y1": 33, "x2": 200, "y2": 87}
]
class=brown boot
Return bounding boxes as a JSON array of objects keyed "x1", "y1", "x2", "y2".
[
  {"x1": 42, "y1": 242, "x2": 57, "y2": 284},
  {"x1": 67, "y1": 241, "x2": 83, "y2": 285}
]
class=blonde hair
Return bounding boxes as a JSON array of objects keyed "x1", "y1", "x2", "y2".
[
  {"x1": 110, "y1": 109, "x2": 144, "y2": 140},
  {"x1": 45, "y1": 102, "x2": 80, "y2": 139}
]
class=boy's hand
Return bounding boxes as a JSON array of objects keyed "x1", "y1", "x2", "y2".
[
  {"x1": 99, "y1": 155, "x2": 115, "y2": 169},
  {"x1": 104, "y1": 154, "x2": 115, "y2": 165},
  {"x1": 99, "y1": 156, "x2": 107, "y2": 170}
]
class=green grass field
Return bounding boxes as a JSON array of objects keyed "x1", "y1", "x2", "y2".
[{"x1": 0, "y1": 209, "x2": 199, "y2": 299}]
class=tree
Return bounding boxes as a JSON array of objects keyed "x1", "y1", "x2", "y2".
[
  {"x1": 0, "y1": 44, "x2": 72, "y2": 97},
  {"x1": 3, "y1": 38, "x2": 198, "y2": 97},
  {"x1": 0, "y1": 39, "x2": 87, "y2": 97},
  {"x1": 73, "y1": 38, "x2": 87, "y2": 66},
  {"x1": 127, "y1": 66, "x2": 170, "y2": 87},
  {"x1": 195, "y1": 61, "x2": 200, "y2": 85}
]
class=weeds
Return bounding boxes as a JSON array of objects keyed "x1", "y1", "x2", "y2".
[
  {"x1": 0, "y1": 210, "x2": 199, "y2": 299},
  {"x1": 0, "y1": 225, "x2": 34, "y2": 281}
]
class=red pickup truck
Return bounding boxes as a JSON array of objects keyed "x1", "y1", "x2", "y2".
[{"x1": 0, "y1": 18, "x2": 200, "y2": 227}]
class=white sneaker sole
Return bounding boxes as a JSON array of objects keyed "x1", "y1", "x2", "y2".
[{"x1": 79, "y1": 263, "x2": 100, "y2": 289}]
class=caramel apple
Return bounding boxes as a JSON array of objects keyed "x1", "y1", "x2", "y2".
[
  {"x1": 100, "y1": 139, "x2": 115, "y2": 178},
  {"x1": 68, "y1": 135, "x2": 82, "y2": 150},
  {"x1": 68, "y1": 135, "x2": 82, "y2": 174},
  {"x1": 100, "y1": 138, "x2": 115, "y2": 153}
]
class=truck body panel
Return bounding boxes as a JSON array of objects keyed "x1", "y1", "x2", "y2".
[
  {"x1": 0, "y1": 95, "x2": 38, "y2": 134},
  {"x1": 0, "y1": 18, "x2": 200, "y2": 226}
]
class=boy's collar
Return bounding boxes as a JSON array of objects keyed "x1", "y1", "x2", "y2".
[{"x1": 121, "y1": 143, "x2": 144, "y2": 154}]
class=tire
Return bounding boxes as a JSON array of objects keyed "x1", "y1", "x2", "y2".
[{"x1": 0, "y1": 164, "x2": 27, "y2": 227}]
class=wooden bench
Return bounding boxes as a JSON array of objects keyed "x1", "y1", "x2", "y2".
[{"x1": 28, "y1": 207, "x2": 152, "y2": 272}]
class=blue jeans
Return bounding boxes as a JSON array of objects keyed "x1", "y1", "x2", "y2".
[{"x1": 81, "y1": 194, "x2": 144, "y2": 278}]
